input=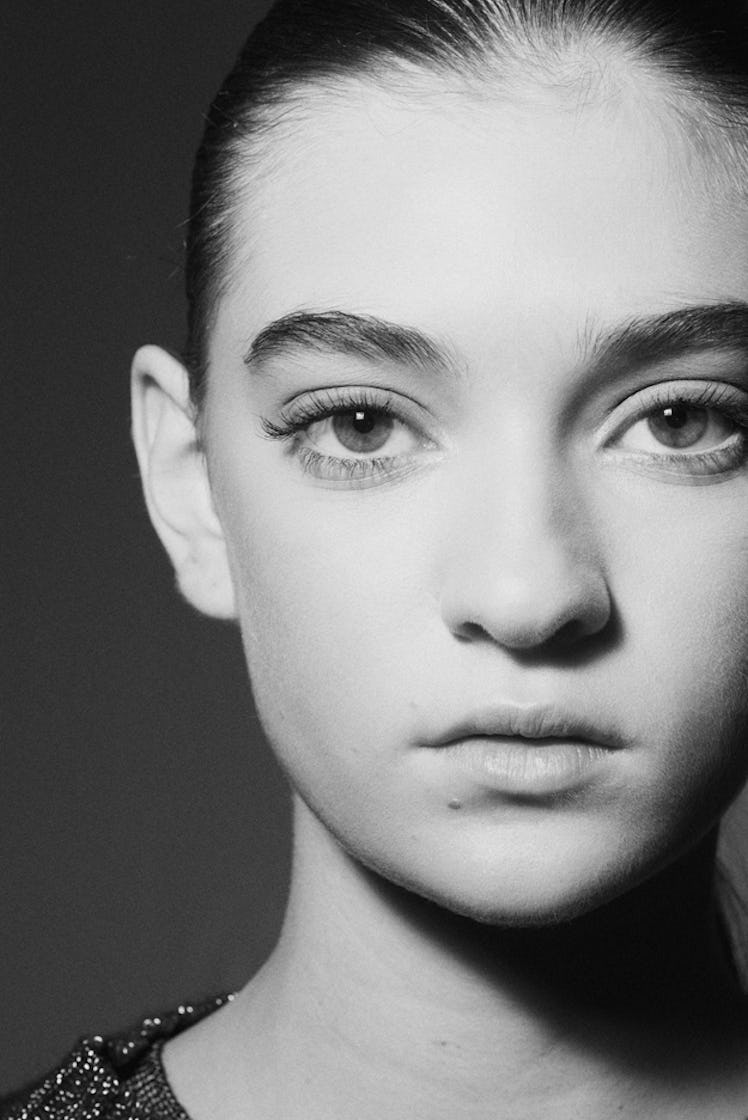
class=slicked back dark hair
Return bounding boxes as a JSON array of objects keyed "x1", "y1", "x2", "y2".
[{"x1": 185, "y1": 0, "x2": 748, "y2": 404}]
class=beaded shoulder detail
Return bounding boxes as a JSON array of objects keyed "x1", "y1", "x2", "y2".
[{"x1": 1, "y1": 995, "x2": 231, "y2": 1120}]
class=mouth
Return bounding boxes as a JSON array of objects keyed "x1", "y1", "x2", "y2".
[{"x1": 425, "y1": 704, "x2": 623, "y2": 799}]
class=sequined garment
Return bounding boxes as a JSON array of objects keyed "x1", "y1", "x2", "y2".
[{"x1": 0, "y1": 995, "x2": 231, "y2": 1120}]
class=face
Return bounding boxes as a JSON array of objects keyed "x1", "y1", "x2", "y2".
[{"x1": 199, "y1": 71, "x2": 748, "y2": 923}]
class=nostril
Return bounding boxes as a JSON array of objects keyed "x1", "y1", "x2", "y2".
[
  {"x1": 552, "y1": 616, "x2": 592, "y2": 646},
  {"x1": 451, "y1": 612, "x2": 613, "y2": 658},
  {"x1": 439, "y1": 533, "x2": 613, "y2": 654},
  {"x1": 453, "y1": 620, "x2": 488, "y2": 643},
  {"x1": 443, "y1": 576, "x2": 613, "y2": 653}
]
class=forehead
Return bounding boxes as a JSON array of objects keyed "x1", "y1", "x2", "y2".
[{"x1": 212, "y1": 76, "x2": 748, "y2": 365}]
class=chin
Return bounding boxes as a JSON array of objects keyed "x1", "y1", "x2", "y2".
[
  {"x1": 360, "y1": 845, "x2": 633, "y2": 930},
  {"x1": 413, "y1": 877, "x2": 617, "y2": 928},
  {"x1": 431, "y1": 889, "x2": 612, "y2": 928}
]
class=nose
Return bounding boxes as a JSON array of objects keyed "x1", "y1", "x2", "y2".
[{"x1": 438, "y1": 457, "x2": 612, "y2": 653}]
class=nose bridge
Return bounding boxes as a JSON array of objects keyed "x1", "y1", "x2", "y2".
[
  {"x1": 439, "y1": 439, "x2": 609, "y2": 648},
  {"x1": 451, "y1": 434, "x2": 584, "y2": 558}
]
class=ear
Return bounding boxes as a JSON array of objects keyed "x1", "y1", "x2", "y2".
[{"x1": 131, "y1": 345, "x2": 236, "y2": 620}]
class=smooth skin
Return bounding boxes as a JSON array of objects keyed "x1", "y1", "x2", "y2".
[{"x1": 133, "y1": 57, "x2": 748, "y2": 1120}]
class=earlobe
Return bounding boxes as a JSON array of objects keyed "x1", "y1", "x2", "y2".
[{"x1": 131, "y1": 345, "x2": 237, "y2": 620}]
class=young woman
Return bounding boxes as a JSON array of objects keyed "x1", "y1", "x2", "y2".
[{"x1": 7, "y1": 0, "x2": 748, "y2": 1116}]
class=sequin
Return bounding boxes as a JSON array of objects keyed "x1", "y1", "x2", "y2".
[{"x1": 1, "y1": 994, "x2": 231, "y2": 1120}]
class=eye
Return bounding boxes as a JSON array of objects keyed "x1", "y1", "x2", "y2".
[
  {"x1": 260, "y1": 387, "x2": 439, "y2": 485},
  {"x1": 306, "y1": 407, "x2": 419, "y2": 458},
  {"x1": 616, "y1": 399, "x2": 739, "y2": 455},
  {"x1": 602, "y1": 379, "x2": 748, "y2": 479}
]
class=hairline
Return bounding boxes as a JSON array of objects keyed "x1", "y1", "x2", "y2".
[{"x1": 191, "y1": 48, "x2": 748, "y2": 411}]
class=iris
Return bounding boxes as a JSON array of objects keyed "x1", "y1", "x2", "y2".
[
  {"x1": 647, "y1": 403, "x2": 708, "y2": 448},
  {"x1": 332, "y1": 409, "x2": 394, "y2": 453}
]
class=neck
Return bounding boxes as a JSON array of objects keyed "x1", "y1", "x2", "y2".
[
  {"x1": 282, "y1": 801, "x2": 735, "y2": 1010},
  {"x1": 172, "y1": 800, "x2": 747, "y2": 1120}
]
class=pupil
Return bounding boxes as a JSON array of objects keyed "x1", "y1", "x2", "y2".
[
  {"x1": 661, "y1": 404, "x2": 688, "y2": 429},
  {"x1": 353, "y1": 410, "x2": 376, "y2": 434}
]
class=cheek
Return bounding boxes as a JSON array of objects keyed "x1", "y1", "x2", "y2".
[
  {"x1": 604, "y1": 498, "x2": 748, "y2": 799},
  {"x1": 222, "y1": 475, "x2": 438, "y2": 761},
  {"x1": 612, "y1": 496, "x2": 748, "y2": 669}
]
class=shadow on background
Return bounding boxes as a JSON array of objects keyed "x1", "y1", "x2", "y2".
[{"x1": 2, "y1": 0, "x2": 287, "y2": 1091}]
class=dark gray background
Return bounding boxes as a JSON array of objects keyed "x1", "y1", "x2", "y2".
[{"x1": 3, "y1": 1, "x2": 288, "y2": 1091}]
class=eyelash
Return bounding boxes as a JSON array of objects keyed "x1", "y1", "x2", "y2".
[
  {"x1": 610, "y1": 381, "x2": 748, "y2": 476},
  {"x1": 259, "y1": 380, "x2": 748, "y2": 486},
  {"x1": 260, "y1": 387, "x2": 426, "y2": 483}
]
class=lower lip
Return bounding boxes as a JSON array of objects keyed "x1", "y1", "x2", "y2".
[{"x1": 436, "y1": 736, "x2": 614, "y2": 797}]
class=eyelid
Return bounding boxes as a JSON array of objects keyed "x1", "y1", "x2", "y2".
[
  {"x1": 281, "y1": 380, "x2": 438, "y2": 418},
  {"x1": 296, "y1": 446, "x2": 426, "y2": 488},
  {"x1": 598, "y1": 379, "x2": 748, "y2": 448},
  {"x1": 266, "y1": 384, "x2": 439, "y2": 444},
  {"x1": 259, "y1": 382, "x2": 445, "y2": 487}
]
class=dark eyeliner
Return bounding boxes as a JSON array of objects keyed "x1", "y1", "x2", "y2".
[
  {"x1": 260, "y1": 387, "x2": 395, "y2": 442},
  {"x1": 607, "y1": 380, "x2": 748, "y2": 476}
]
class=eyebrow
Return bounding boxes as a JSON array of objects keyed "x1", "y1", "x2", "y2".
[
  {"x1": 243, "y1": 309, "x2": 456, "y2": 375},
  {"x1": 243, "y1": 301, "x2": 748, "y2": 379},
  {"x1": 585, "y1": 300, "x2": 748, "y2": 372}
]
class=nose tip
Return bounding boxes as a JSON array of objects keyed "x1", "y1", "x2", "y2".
[{"x1": 440, "y1": 550, "x2": 612, "y2": 654}]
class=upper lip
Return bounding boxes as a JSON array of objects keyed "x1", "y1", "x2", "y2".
[{"x1": 429, "y1": 704, "x2": 624, "y2": 749}]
